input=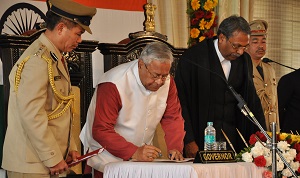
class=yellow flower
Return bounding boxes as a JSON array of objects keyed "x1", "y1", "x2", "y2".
[
  {"x1": 199, "y1": 19, "x2": 206, "y2": 30},
  {"x1": 190, "y1": 28, "x2": 200, "y2": 38},
  {"x1": 210, "y1": 11, "x2": 216, "y2": 21},
  {"x1": 205, "y1": 20, "x2": 213, "y2": 29},
  {"x1": 187, "y1": 0, "x2": 218, "y2": 46},
  {"x1": 290, "y1": 134, "x2": 300, "y2": 143},
  {"x1": 213, "y1": 0, "x2": 218, "y2": 7},
  {"x1": 199, "y1": 36, "x2": 206, "y2": 42},
  {"x1": 279, "y1": 133, "x2": 289, "y2": 140},
  {"x1": 203, "y1": 0, "x2": 214, "y2": 11},
  {"x1": 191, "y1": 0, "x2": 200, "y2": 11}
]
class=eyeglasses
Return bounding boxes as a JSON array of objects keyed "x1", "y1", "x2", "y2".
[
  {"x1": 144, "y1": 63, "x2": 169, "y2": 81},
  {"x1": 228, "y1": 39, "x2": 249, "y2": 51}
]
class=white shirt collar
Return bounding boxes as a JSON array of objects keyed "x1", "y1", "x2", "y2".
[
  {"x1": 214, "y1": 39, "x2": 231, "y2": 80},
  {"x1": 214, "y1": 39, "x2": 226, "y2": 63}
]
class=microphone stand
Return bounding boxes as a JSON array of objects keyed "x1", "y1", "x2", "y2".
[
  {"x1": 184, "y1": 58, "x2": 297, "y2": 177},
  {"x1": 263, "y1": 58, "x2": 297, "y2": 70},
  {"x1": 272, "y1": 122, "x2": 277, "y2": 178},
  {"x1": 229, "y1": 86, "x2": 298, "y2": 178}
]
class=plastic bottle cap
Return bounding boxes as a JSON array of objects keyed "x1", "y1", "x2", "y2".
[{"x1": 207, "y1": 122, "x2": 213, "y2": 126}]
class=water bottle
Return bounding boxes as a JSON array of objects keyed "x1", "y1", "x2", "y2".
[{"x1": 204, "y1": 122, "x2": 216, "y2": 150}]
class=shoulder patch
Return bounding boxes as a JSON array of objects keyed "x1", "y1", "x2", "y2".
[
  {"x1": 32, "y1": 45, "x2": 57, "y2": 63},
  {"x1": 33, "y1": 44, "x2": 46, "y2": 57},
  {"x1": 50, "y1": 51, "x2": 59, "y2": 62}
]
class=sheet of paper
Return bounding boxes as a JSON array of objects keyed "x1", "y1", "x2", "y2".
[{"x1": 153, "y1": 158, "x2": 194, "y2": 163}]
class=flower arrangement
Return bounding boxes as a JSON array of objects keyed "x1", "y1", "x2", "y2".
[
  {"x1": 187, "y1": 0, "x2": 218, "y2": 46},
  {"x1": 236, "y1": 131, "x2": 300, "y2": 178}
]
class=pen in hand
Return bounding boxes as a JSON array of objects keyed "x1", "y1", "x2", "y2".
[{"x1": 144, "y1": 143, "x2": 163, "y2": 158}]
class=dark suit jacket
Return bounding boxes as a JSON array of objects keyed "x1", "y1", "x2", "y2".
[
  {"x1": 175, "y1": 37, "x2": 266, "y2": 153},
  {"x1": 278, "y1": 69, "x2": 300, "y2": 132}
]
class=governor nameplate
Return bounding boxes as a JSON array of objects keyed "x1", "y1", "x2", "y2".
[{"x1": 194, "y1": 150, "x2": 236, "y2": 163}]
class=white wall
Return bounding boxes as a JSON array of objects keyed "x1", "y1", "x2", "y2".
[{"x1": 0, "y1": 0, "x2": 145, "y2": 86}]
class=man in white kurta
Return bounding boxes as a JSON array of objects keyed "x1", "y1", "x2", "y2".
[{"x1": 80, "y1": 42, "x2": 185, "y2": 177}]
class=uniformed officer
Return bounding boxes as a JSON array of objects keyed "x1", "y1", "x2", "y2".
[
  {"x1": 246, "y1": 20, "x2": 280, "y2": 131},
  {"x1": 2, "y1": 0, "x2": 96, "y2": 177}
]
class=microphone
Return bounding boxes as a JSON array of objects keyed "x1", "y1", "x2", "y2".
[
  {"x1": 262, "y1": 58, "x2": 297, "y2": 70},
  {"x1": 261, "y1": 58, "x2": 272, "y2": 63}
]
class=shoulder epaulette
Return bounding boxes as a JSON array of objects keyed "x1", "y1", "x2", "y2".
[
  {"x1": 33, "y1": 44, "x2": 47, "y2": 57},
  {"x1": 14, "y1": 44, "x2": 47, "y2": 92}
]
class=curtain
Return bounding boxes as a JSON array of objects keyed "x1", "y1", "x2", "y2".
[
  {"x1": 252, "y1": 0, "x2": 300, "y2": 79},
  {"x1": 217, "y1": 0, "x2": 254, "y2": 24},
  {"x1": 147, "y1": 0, "x2": 189, "y2": 48}
]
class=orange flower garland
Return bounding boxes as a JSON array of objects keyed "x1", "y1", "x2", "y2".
[{"x1": 187, "y1": 0, "x2": 218, "y2": 46}]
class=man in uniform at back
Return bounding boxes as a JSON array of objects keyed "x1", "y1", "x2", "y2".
[
  {"x1": 246, "y1": 20, "x2": 280, "y2": 131},
  {"x1": 1, "y1": 0, "x2": 96, "y2": 177}
]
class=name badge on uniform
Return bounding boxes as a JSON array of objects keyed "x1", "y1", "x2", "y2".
[{"x1": 54, "y1": 76, "x2": 61, "y2": 81}]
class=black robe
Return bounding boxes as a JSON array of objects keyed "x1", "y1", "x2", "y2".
[
  {"x1": 278, "y1": 69, "x2": 300, "y2": 133},
  {"x1": 175, "y1": 37, "x2": 266, "y2": 153}
]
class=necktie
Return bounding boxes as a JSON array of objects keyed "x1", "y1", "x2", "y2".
[{"x1": 256, "y1": 65, "x2": 264, "y2": 80}]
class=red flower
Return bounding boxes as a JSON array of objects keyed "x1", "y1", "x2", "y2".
[
  {"x1": 212, "y1": 19, "x2": 218, "y2": 28},
  {"x1": 191, "y1": 18, "x2": 199, "y2": 26},
  {"x1": 249, "y1": 134, "x2": 257, "y2": 145},
  {"x1": 276, "y1": 133, "x2": 280, "y2": 141},
  {"x1": 203, "y1": 29, "x2": 214, "y2": 38},
  {"x1": 254, "y1": 155, "x2": 266, "y2": 167},
  {"x1": 295, "y1": 153, "x2": 300, "y2": 162},
  {"x1": 298, "y1": 166, "x2": 300, "y2": 173},
  {"x1": 286, "y1": 138, "x2": 292, "y2": 144},
  {"x1": 294, "y1": 143, "x2": 300, "y2": 152},
  {"x1": 204, "y1": 11, "x2": 212, "y2": 19},
  {"x1": 262, "y1": 170, "x2": 272, "y2": 178},
  {"x1": 256, "y1": 131, "x2": 267, "y2": 142},
  {"x1": 194, "y1": 10, "x2": 205, "y2": 19}
]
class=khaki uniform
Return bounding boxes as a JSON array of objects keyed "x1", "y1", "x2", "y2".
[
  {"x1": 253, "y1": 61, "x2": 280, "y2": 131},
  {"x1": 2, "y1": 33, "x2": 77, "y2": 174}
]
